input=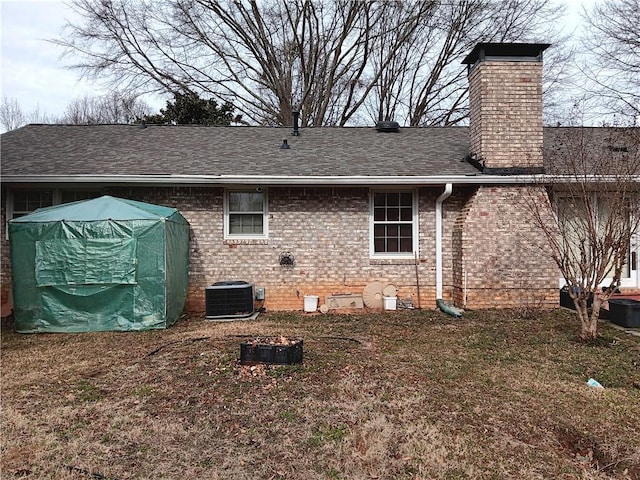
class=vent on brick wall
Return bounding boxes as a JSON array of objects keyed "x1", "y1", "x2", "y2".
[
  {"x1": 279, "y1": 252, "x2": 295, "y2": 267},
  {"x1": 205, "y1": 281, "x2": 254, "y2": 319}
]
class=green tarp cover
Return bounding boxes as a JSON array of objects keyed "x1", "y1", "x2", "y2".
[
  {"x1": 9, "y1": 196, "x2": 190, "y2": 333},
  {"x1": 36, "y1": 238, "x2": 137, "y2": 286}
]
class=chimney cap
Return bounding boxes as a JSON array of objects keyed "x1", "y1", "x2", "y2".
[{"x1": 462, "y1": 43, "x2": 551, "y2": 66}]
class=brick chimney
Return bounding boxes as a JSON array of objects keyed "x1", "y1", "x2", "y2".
[
  {"x1": 452, "y1": 43, "x2": 559, "y2": 311},
  {"x1": 462, "y1": 43, "x2": 550, "y2": 173}
]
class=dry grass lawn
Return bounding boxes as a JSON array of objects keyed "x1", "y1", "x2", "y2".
[{"x1": 2, "y1": 309, "x2": 640, "y2": 479}]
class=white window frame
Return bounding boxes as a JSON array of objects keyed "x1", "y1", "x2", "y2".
[
  {"x1": 369, "y1": 189, "x2": 418, "y2": 259},
  {"x1": 224, "y1": 189, "x2": 269, "y2": 240},
  {"x1": 5, "y1": 189, "x2": 55, "y2": 240},
  {"x1": 555, "y1": 192, "x2": 638, "y2": 289},
  {"x1": 5, "y1": 188, "x2": 102, "y2": 239},
  {"x1": 6, "y1": 189, "x2": 55, "y2": 219}
]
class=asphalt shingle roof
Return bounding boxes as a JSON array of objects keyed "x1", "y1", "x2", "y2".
[
  {"x1": 543, "y1": 126, "x2": 640, "y2": 174},
  {"x1": 3, "y1": 124, "x2": 637, "y2": 180},
  {"x1": 0, "y1": 124, "x2": 476, "y2": 177}
]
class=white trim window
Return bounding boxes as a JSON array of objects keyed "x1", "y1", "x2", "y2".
[
  {"x1": 5, "y1": 189, "x2": 103, "y2": 239},
  {"x1": 5, "y1": 190, "x2": 55, "y2": 239},
  {"x1": 9, "y1": 190, "x2": 54, "y2": 220},
  {"x1": 370, "y1": 190, "x2": 417, "y2": 257},
  {"x1": 224, "y1": 190, "x2": 268, "y2": 239},
  {"x1": 7, "y1": 189, "x2": 103, "y2": 221},
  {"x1": 556, "y1": 193, "x2": 638, "y2": 288},
  {"x1": 60, "y1": 190, "x2": 102, "y2": 204}
]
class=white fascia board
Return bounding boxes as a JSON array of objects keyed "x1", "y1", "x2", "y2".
[{"x1": 2, "y1": 174, "x2": 638, "y2": 186}]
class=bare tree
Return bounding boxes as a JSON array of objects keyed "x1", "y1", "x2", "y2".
[
  {"x1": 0, "y1": 96, "x2": 54, "y2": 131},
  {"x1": 541, "y1": 43, "x2": 578, "y2": 126},
  {"x1": 59, "y1": 92, "x2": 152, "y2": 124},
  {"x1": 1, "y1": 93, "x2": 151, "y2": 132},
  {"x1": 529, "y1": 127, "x2": 640, "y2": 340},
  {"x1": 0, "y1": 97, "x2": 26, "y2": 132},
  {"x1": 580, "y1": 0, "x2": 640, "y2": 120},
  {"x1": 57, "y1": 0, "x2": 566, "y2": 127},
  {"x1": 368, "y1": 0, "x2": 569, "y2": 127},
  {"x1": 0, "y1": 97, "x2": 52, "y2": 132}
]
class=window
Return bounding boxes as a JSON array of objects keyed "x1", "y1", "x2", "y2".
[
  {"x1": 371, "y1": 191, "x2": 417, "y2": 256},
  {"x1": 8, "y1": 189, "x2": 102, "y2": 221},
  {"x1": 225, "y1": 190, "x2": 268, "y2": 238},
  {"x1": 60, "y1": 190, "x2": 102, "y2": 204},
  {"x1": 6, "y1": 189, "x2": 102, "y2": 239},
  {"x1": 11, "y1": 190, "x2": 54, "y2": 219},
  {"x1": 556, "y1": 193, "x2": 633, "y2": 282}
]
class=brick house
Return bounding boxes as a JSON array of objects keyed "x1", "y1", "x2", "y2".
[{"x1": 2, "y1": 43, "x2": 638, "y2": 314}]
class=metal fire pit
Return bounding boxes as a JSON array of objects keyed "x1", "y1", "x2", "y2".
[{"x1": 240, "y1": 337, "x2": 303, "y2": 365}]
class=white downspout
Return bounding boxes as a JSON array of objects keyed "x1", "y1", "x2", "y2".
[
  {"x1": 435, "y1": 183, "x2": 452, "y2": 299},
  {"x1": 435, "y1": 183, "x2": 462, "y2": 317}
]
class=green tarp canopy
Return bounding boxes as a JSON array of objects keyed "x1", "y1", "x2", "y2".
[{"x1": 9, "y1": 195, "x2": 190, "y2": 333}]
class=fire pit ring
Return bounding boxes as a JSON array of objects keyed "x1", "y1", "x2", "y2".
[{"x1": 240, "y1": 337, "x2": 303, "y2": 365}]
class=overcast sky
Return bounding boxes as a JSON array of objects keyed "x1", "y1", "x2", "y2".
[
  {"x1": 1, "y1": 0, "x2": 595, "y2": 130},
  {"x1": 1, "y1": 0, "x2": 113, "y2": 118},
  {"x1": 1, "y1": 0, "x2": 166, "y2": 127}
]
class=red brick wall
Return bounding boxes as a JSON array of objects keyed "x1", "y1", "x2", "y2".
[
  {"x1": 4, "y1": 185, "x2": 632, "y2": 314},
  {"x1": 97, "y1": 186, "x2": 465, "y2": 312},
  {"x1": 452, "y1": 185, "x2": 559, "y2": 308},
  {"x1": 468, "y1": 60, "x2": 545, "y2": 169},
  {"x1": 459, "y1": 54, "x2": 559, "y2": 307},
  {"x1": 1, "y1": 195, "x2": 10, "y2": 306}
]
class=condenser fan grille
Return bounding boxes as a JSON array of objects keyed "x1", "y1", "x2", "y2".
[{"x1": 205, "y1": 281, "x2": 254, "y2": 319}]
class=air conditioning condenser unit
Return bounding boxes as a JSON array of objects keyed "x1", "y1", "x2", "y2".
[{"x1": 205, "y1": 281, "x2": 254, "y2": 319}]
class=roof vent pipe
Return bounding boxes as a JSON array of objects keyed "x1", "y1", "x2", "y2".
[{"x1": 292, "y1": 111, "x2": 300, "y2": 136}]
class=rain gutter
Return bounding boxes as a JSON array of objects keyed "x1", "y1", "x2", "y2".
[{"x1": 4, "y1": 173, "x2": 632, "y2": 186}]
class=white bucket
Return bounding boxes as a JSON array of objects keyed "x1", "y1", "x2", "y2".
[
  {"x1": 303, "y1": 295, "x2": 319, "y2": 312},
  {"x1": 383, "y1": 296, "x2": 397, "y2": 311}
]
